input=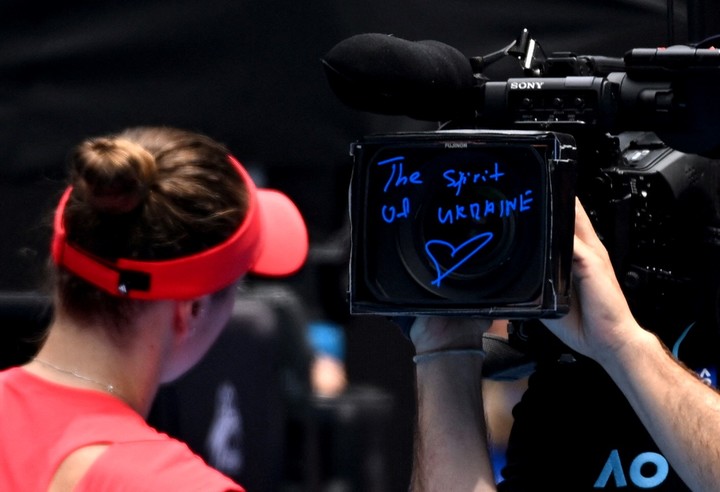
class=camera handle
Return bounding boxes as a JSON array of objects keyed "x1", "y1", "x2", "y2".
[{"x1": 469, "y1": 28, "x2": 548, "y2": 76}]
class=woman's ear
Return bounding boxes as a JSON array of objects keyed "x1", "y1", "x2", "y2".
[
  {"x1": 190, "y1": 299, "x2": 206, "y2": 317},
  {"x1": 172, "y1": 300, "x2": 194, "y2": 339},
  {"x1": 173, "y1": 296, "x2": 209, "y2": 339}
]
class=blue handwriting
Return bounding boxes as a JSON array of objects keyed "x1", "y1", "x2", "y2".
[
  {"x1": 381, "y1": 198, "x2": 411, "y2": 223},
  {"x1": 437, "y1": 190, "x2": 533, "y2": 224},
  {"x1": 425, "y1": 233, "x2": 494, "y2": 287},
  {"x1": 378, "y1": 156, "x2": 423, "y2": 193},
  {"x1": 443, "y1": 163, "x2": 505, "y2": 196}
]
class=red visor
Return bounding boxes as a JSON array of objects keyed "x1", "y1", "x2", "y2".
[{"x1": 51, "y1": 155, "x2": 308, "y2": 300}]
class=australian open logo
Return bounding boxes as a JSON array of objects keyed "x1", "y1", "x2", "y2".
[{"x1": 595, "y1": 450, "x2": 669, "y2": 489}]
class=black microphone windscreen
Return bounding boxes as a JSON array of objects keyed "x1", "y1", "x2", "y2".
[{"x1": 322, "y1": 33, "x2": 478, "y2": 121}]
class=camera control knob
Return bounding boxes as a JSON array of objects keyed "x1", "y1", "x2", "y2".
[{"x1": 623, "y1": 270, "x2": 643, "y2": 291}]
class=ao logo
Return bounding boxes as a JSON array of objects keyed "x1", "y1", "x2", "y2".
[{"x1": 594, "y1": 450, "x2": 669, "y2": 488}]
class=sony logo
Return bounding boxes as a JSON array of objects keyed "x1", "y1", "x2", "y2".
[{"x1": 510, "y1": 81, "x2": 545, "y2": 90}]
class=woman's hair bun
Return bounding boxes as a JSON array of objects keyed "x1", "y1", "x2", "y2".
[{"x1": 72, "y1": 137, "x2": 158, "y2": 214}]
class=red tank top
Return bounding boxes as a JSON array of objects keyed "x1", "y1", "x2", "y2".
[{"x1": 0, "y1": 367, "x2": 244, "y2": 491}]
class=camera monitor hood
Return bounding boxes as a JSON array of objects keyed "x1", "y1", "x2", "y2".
[{"x1": 349, "y1": 129, "x2": 577, "y2": 318}]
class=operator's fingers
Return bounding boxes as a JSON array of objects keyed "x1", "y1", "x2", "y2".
[
  {"x1": 410, "y1": 316, "x2": 489, "y2": 351},
  {"x1": 417, "y1": 317, "x2": 492, "y2": 337},
  {"x1": 574, "y1": 199, "x2": 600, "y2": 246},
  {"x1": 572, "y1": 220, "x2": 625, "y2": 296},
  {"x1": 574, "y1": 198, "x2": 612, "y2": 263}
]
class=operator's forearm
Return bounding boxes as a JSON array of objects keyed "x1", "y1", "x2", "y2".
[
  {"x1": 412, "y1": 354, "x2": 497, "y2": 492},
  {"x1": 602, "y1": 328, "x2": 720, "y2": 492}
]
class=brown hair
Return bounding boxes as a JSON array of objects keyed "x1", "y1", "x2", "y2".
[{"x1": 56, "y1": 126, "x2": 248, "y2": 325}]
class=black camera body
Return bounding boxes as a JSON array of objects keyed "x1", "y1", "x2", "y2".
[
  {"x1": 326, "y1": 30, "x2": 720, "y2": 322},
  {"x1": 349, "y1": 130, "x2": 577, "y2": 317},
  {"x1": 577, "y1": 132, "x2": 720, "y2": 331}
]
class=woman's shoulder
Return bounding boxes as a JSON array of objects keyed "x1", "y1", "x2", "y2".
[{"x1": 76, "y1": 438, "x2": 244, "y2": 492}]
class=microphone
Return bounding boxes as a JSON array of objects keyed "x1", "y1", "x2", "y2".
[{"x1": 321, "y1": 33, "x2": 481, "y2": 121}]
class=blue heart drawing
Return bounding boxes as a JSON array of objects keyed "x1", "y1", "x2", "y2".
[{"x1": 425, "y1": 232, "x2": 494, "y2": 287}]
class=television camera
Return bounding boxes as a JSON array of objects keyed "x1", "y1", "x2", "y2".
[{"x1": 323, "y1": 29, "x2": 720, "y2": 329}]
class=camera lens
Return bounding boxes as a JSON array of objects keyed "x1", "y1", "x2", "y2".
[
  {"x1": 356, "y1": 132, "x2": 567, "y2": 312},
  {"x1": 397, "y1": 184, "x2": 518, "y2": 298},
  {"x1": 388, "y1": 145, "x2": 543, "y2": 302}
]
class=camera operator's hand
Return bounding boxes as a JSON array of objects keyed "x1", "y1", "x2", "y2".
[
  {"x1": 542, "y1": 199, "x2": 646, "y2": 365},
  {"x1": 410, "y1": 316, "x2": 490, "y2": 354}
]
